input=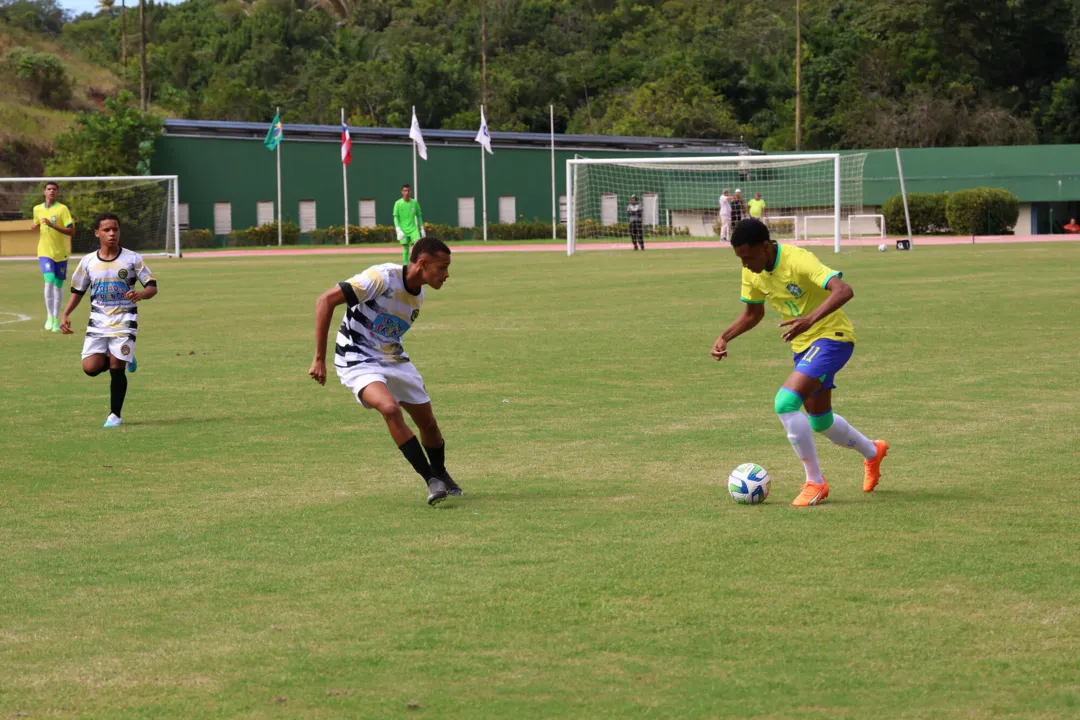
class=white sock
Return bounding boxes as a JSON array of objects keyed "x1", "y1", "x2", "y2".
[
  {"x1": 44, "y1": 283, "x2": 54, "y2": 317},
  {"x1": 778, "y1": 411, "x2": 824, "y2": 484},
  {"x1": 821, "y1": 414, "x2": 878, "y2": 460},
  {"x1": 51, "y1": 284, "x2": 62, "y2": 316}
]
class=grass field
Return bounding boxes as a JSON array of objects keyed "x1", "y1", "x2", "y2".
[{"x1": 2, "y1": 243, "x2": 1079, "y2": 718}]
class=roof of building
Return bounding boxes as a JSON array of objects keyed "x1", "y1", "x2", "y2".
[{"x1": 162, "y1": 119, "x2": 761, "y2": 155}]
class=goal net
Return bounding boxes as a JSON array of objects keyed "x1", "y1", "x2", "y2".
[
  {"x1": 0, "y1": 176, "x2": 180, "y2": 257},
  {"x1": 565, "y1": 154, "x2": 867, "y2": 255}
]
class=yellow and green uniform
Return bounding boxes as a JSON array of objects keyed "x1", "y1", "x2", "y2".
[
  {"x1": 748, "y1": 198, "x2": 766, "y2": 218},
  {"x1": 740, "y1": 243, "x2": 854, "y2": 354},
  {"x1": 33, "y1": 201, "x2": 73, "y2": 261}
]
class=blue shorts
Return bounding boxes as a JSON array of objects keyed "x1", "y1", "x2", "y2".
[
  {"x1": 792, "y1": 339, "x2": 854, "y2": 391},
  {"x1": 39, "y1": 257, "x2": 68, "y2": 281}
]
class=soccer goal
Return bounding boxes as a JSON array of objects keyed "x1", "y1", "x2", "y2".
[
  {"x1": 565, "y1": 154, "x2": 867, "y2": 255},
  {"x1": 0, "y1": 176, "x2": 181, "y2": 257}
]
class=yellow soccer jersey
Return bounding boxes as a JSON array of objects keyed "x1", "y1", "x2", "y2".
[
  {"x1": 740, "y1": 243, "x2": 855, "y2": 354},
  {"x1": 748, "y1": 198, "x2": 766, "y2": 218},
  {"x1": 33, "y1": 202, "x2": 73, "y2": 261}
]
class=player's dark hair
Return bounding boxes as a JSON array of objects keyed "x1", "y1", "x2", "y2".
[
  {"x1": 92, "y1": 212, "x2": 121, "y2": 231},
  {"x1": 411, "y1": 236, "x2": 450, "y2": 262},
  {"x1": 401, "y1": 183, "x2": 411, "y2": 189},
  {"x1": 45, "y1": 181, "x2": 58, "y2": 189},
  {"x1": 730, "y1": 217, "x2": 770, "y2": 247}
]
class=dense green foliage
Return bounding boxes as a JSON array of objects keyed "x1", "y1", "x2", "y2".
[
  {"x1": 882, "y1": 192, "x2": 950, "y2": 235},
  {"x1": 945, "y1": 187, "x2": 1020, "y2": 235},
  {"x1": 45, "y1": 90, "x2": 161, "y2": 176},
  {"x1": 31, "y1": 0, "x2": 1080, "y2": 149},
  {"x1": 3, "y1": 46, "x2": 71, "y2": 107}
]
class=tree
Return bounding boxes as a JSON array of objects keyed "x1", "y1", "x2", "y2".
[{"x1": 46, "y1": 90, "x2": 162, "y2": 176}]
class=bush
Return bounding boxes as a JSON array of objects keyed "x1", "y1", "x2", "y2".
[
  {"x1": 882, "y1": 192, "x2": 949, "y2": 235},
  {"x1": 945, "y1": 188, "x2": 1020, "y2": 236},
  {"x1": 229, "y1": 221, "x2": 300, "y2": 246},
  {"x1": 180, "y1": 229, "x2": 213, "y2": 249},
  {"x1": 4, "y1": 47, "x2": 72, "y2": 108}
]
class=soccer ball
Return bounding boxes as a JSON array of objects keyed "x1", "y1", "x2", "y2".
[
  {"x1": 728, "y1": 463, "x2": 771, "y2": 504},
  {"x1": 877, "y1": 243, "x2": 888, "y2": 252}
]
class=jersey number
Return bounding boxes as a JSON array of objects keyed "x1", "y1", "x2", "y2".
[{"x1": 802, "y1": 345, "x2": 821, "y2": 363}]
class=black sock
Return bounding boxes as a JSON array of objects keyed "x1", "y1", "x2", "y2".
[
  {"x1": 109, "y1": 368, "x2": 128, "y2": 417},
  {"x1": 424, "y1": 442, "x2": 446, "y2": 476},
  {"x1": 398, "y1": 436, "x2": 433, "y2": 480}
]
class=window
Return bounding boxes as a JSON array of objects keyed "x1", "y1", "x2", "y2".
[
  {"x1": 178, "y1": 203, "x2": 189, "y2": 231},
  {"x1": 642, "y1": 192, "x2": 659, "y2": 225},
  {"x1": 299, "y1": 200, "x2": 317, "y2": 232},
  {"x1": 213, "y1": 202, "x2": 231, "y2": 235},
  {"x1": 359, "y1": 199, "x2": 376, "y2": 228},
  {"x1": 457, "y1": 197, "x2": 475, "y2": 228},
  {"x1": 498, "y1": 195, "x2": 516, "y2": 224},
  {"x1": 559, "y1": 195, "x2": 567, "y2": 223},
  {"x1": 601, "y1": 193, "x2": 618, "y2": 226},
  {"x1": 256, "y1": 201, "x2": 274, "y2": 227}
]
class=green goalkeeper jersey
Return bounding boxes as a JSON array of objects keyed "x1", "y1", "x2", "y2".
[{"x1": 393, "y1": 198, "x2": 424, "y2": 239}]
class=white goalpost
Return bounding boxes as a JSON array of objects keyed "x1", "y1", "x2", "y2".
[
  {"x1": 565, "y1": 153, "x2": 867, "y2": 255},
  {"x1": 847, "y1": 214, "x2": 886, "y2": 240},
  {"x1": 0, "y1": 175, "x2": 181, "y2": 257}
]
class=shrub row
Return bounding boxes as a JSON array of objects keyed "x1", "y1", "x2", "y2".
[{"x1": 882, "y1": 188, "x2": 1019, "y2": 236}]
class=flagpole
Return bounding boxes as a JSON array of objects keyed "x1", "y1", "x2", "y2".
[
  {"x1": 276, "y1": 106, "x2": 282, "y2": 246},
  {"x1": 550, "y1": 104, "x2": 556, "y2": 240},
  {"x1": 480, "y1": 105, "x2": 487, "y2": 241},
  {"x1": 341, "y1": 109, "x2": 350, "y2": 245},
  {"x1": 412, "y1": 106, "x2": 418, "y2": 200}
]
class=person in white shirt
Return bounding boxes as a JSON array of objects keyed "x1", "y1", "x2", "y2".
[{"x1": 719, "y1": 189, "x2": 733, "y2": 242}]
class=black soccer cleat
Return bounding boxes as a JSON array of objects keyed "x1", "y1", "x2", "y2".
[
  {"x1": 426, "y1": 477, "x2": 449, "y2": 506},
  {"x1": 437, "y1": 471, "x2": 463, "y2": 497}
]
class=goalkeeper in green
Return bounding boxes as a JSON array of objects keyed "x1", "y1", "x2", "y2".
[{"x1": 393, "y1": 184, "x2": 424, "y2": 264}]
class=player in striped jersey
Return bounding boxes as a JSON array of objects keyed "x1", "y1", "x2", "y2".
[
  {"x1": 308, "y1": 236, "x2": 457, "y2": 506},
  {"x1": 60, "y1": 212, "x2": 158, "y2": 428}
]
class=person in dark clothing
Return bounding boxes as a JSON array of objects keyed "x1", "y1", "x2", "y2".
[
  {"x1": 627, "y1": 195, "x2": 645, "y2": 250},
  {"x1": 731, "y1": 189, "x2": 747, "y2": 226}
]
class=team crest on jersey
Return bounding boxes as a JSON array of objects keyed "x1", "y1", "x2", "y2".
[
  {"x1": 786, "y1": 283, "x2": 803, "y2": 297},
  {"x1": 118, "y1": 269, "x2": 128, "y2": 279},
  {"x1": 121, "y1": 344, "x2": 131, "y2": 356}
]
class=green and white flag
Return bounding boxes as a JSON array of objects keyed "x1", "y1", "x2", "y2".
[{"x1": 264, "y1": 112, "x2": 283, "y2": 151}]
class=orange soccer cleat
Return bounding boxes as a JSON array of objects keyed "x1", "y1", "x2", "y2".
[
  {"x1": 792, "y1": 479, "x2": 829, "y2": 507},
  {"x1": 863, "y1": 440, "x2": 890, "y2": 492}
]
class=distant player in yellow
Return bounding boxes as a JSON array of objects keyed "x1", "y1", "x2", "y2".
[
  {"x1": 32, "y1": 181, "x2": 75, "y2": 332},
  {"x1": 711, "y1": 218, "x2": 888, "y2": 506},
  {"x1": 748, "y1": 192, "x2": 767, "y2": 220}
]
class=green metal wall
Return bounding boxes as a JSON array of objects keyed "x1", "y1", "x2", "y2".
[
  {"x1": 154, "y1": 135, "x2": 1080, "y2": 233},
  {"x1": 154, "y1": 135, "x2": 649, "y2": 232}
]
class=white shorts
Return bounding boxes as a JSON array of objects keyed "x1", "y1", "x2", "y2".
[
  {"x1": 81, "y1": 335, "x2": 135, "y2": 361},
  {"x1": 720, "y1": 216, "x2": 732, "y2": 237},
  {"x1": 336, "y1": 361, "x2": 430, "y2": 408}
]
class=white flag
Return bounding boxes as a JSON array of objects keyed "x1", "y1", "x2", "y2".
[
  {"x1": 409, "y1": 107, "x2": 428, "y2": 160},
  {"x1": 475, "y1": 106, "x2": 494, "y2": 155}
]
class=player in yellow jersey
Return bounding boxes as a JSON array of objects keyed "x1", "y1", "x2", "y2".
[
  {"x1": 711, "y1": 219, "x2": 888, "y2": 506},
  {"x1": 32, "y1": 182, "x2": 75, "y2": 332}
]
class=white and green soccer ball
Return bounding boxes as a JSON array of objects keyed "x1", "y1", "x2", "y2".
[{"x1": 728, "y1": 463, "x2": 771, "y2": 504}]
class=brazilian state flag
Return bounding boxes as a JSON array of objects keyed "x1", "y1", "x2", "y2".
[{"x1": 264, "y1": 112, "x2": 283, "y2": 151}]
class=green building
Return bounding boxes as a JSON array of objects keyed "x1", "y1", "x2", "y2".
[{"x1": 154, "y1": 120, "x2": 1080, "y2": 238}]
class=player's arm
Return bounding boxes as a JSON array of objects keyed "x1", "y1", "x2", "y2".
[
  {"x1": 712, "y1": 303, "x2": 765, "y2": 360},
  {"x1": 416, "y1": 203, "x2": 425, "y2": 238},
  {"x1": 309, "y1": 285, "x2": 346, "y2": 385},
  {"x1": 779, "y1": 275, "x2": 854, "y2": 343},
  {"x1": 126, "y1": 259, "x2": 158, "y2": 302}
]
